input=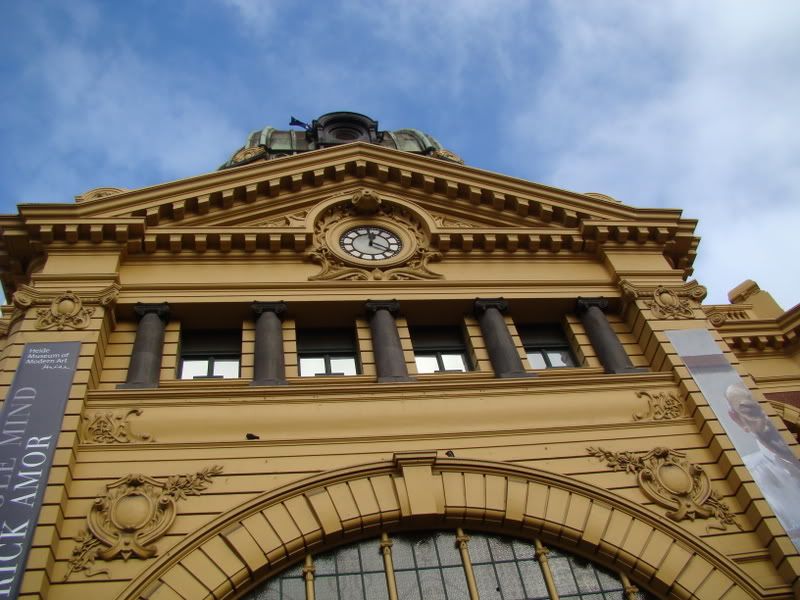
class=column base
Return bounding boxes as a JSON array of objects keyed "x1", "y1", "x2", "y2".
[
  {"x1": 377, "y1": 375, "x2": 417, "y2": 383},
  {"x1": 606, "y1": 366, "x2": 649, "y2": 375},
  {"x1": 496, "y1": 371, "x2": 538, "y2": 379},
  {"x1": 250, "y1": 379, "x2": 288, "y2": 386},
  {"x1": 117, "y1": 382, "x2": 159, "y2": 389}
]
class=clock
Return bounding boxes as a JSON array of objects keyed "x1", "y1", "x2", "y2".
[{"x1": 339, "y1": 226, "x2": 402, "y2": 261}]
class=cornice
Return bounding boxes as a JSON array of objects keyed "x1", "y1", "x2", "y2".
[
  {"x1": 709, "y1": 303, "x2": 800, "y2": 351},
  {"x1": 0, "y1": 146, "x2": 701, "y2": 293},
  {"x1": 85, "y1": 370, "x2": 671, "y2": 406},
  {"x1": 76, "y1": 417, "x2": 694, "y2": 452}
]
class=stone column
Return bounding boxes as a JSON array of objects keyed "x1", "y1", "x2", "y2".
[
  {"x1": 119, "y1": 302, "x2": 170, "y2": 388},
  {"x1": 251, "y1": 301, "x2": 287, "y2": 386},
  {"x1": 576, "y1": 298, "x2": 644, "y2": 374},
  {"x1": 366, "y1": 300, "x2": 414, "y2": 383},
  {"x1": 474, "y1": 298, "x2": 533, "y2": 378}
]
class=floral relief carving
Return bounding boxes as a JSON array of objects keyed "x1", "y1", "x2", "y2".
[
  {"x1": 81, "y1": 409, "x2": 154, "y2": 444},
  {"x1": 35, "y1": 291, "x2": 94, "y2": 330},
  {"x1": 620, "y1": 280, "x2": 706, "y2": 320},
  {"x1": 263, "y1": 210, "x2": 308, "y2": 228},
  {"x1": 432, "y1": 214, "x2": 474, "y2": 228},
  {"x1": 65, "y1": 466, "x2": 223, "y2": 580},
  {"x1": 11, "y1": 283, "x2": 120, "y2": 328},
  {"x1": 587, "y1": 446, "x2": 739, "y2": 532},
  {"x1": 308, "y1": 189, "x2": 443, "y2": 281},
  {"x1": 633, "y1": 391, "x2": 687, "y2": 421},
  {"x1": 647, "y1": 286, "x2": 695, "y2": 319}
]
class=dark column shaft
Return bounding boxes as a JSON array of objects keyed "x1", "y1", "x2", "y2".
[
  {"x1": 252, "y1": 302, "x2": 287, "y2": 386},
  {"x1": 474, "y1": 298, "x2": 532, "y2": 378},
  {"x1": 577, "y1": 298, "x2": 643, "y2": 374},
  {"x1": 366, "y1": 300, "x2": 414, "y2": 383},
  {"x1": 120, "y1": 303, "x2": 169, "y2": 389}
]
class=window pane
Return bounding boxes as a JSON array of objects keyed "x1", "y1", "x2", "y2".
[
  {"x1": 180, "y1": 359, "x2": 209, "y2": 379},
  {"x1": 546, "y1": 349, "x2": 575, "y2": 368},
  {"x1": 300, "y1": 357, "x2": 327, "y2": 376},
  {"x1": 415, "y1": 355, "x2": 440, "y2": 374},
  {"x1": 440, "y1": 353, "x2": 467, "y2": 372},
  {"x1": 213, "y1": 359, "x2": 240, "y2": 378},
  {"x1": 329, "y1": 356, "x2": 357, "y2": 376},
  {"x1": 526, "y1": 351, "x2": 547, "y2": 370}
]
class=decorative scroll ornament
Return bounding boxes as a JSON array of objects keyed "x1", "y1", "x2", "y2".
[
  {"x1": 81, "y1": 409, "x2": 153, "y2": 444},
  {"x1": 432, "y1": 214, "x2": 474, "y2": 228},
  {"x1": 620, "y1": 280, "x2": 706, "y2": 320},
  {"x1": 587, "y1": 447, "x2": 739, "y2": 531},
  {"x1": 633, "y1": 391, "x2": 687, "y2": 421},
  {"x1": 35, "y1": 292, "x2": 95, "y2": 330},
  {"x1": 430, "y1": 148, "x2": 465, "y2": 164},
  {"x1": 647, "y1": 287, "x2": 695, "y2": 319},
  {"x1": 308, "y1": 190, "x2": 443, "y2": 281},
  {"x1": 263, "y1": 211, "x2": 308, "y2": 228},
  {"x1": 11, "y1": 284, "x2": 120, "y2": 327},
  {"x1": 65, "y1": 466, "x2": 223, "y2": 580},
  {"x1": 702, "y1": 305, "x2": 751, "y2": 327},
  {"x1": 230, "y1": 145, "x2": 267, "y2": 165},
  {"x1": 75, "y1": 187, "x2": 127, "y2": 203}
]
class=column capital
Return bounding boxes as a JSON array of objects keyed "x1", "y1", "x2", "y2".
[
  {"x1": 474, "y1": 298, "x2": 508, "y2": 315},
  {"x1": 133, "y1": 302, "x2": 170, "y2": 321},
  {"x1": 365, "y1": 299, "x2": 400, "y2": 316},
  {"x1": 576, "y1": 297, "x2": 609, "y2": 314},
  {"x1": 251, "y1": 301, "x2": 287, "y2": 318}
]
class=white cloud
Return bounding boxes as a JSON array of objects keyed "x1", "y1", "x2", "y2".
[
  {"x1": 9, "y1": 8, "x2": 243, "y2": 201},
  {"x1": 513, "y1": 1, "x2": 800, "y2": 308}
]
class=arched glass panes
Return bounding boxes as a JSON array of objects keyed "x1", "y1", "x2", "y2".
[{"x1": 243, "y1": 529, "x2": 657, "y2": 600}]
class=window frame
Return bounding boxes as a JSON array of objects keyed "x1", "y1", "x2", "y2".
[
  {"x1": 296, "y1": 327, "x2": 361, "y2": 378},
  {"x1": 178, "y1": 329, "x2": 242, "y2": 380},
  {"x1": 410, "y1": 325, "x2": 472, "y2": 374},
  {"x1": 517, "y1": 324, "x2": 578, "y2": 371}
]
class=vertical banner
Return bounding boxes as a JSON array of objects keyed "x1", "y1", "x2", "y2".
[
  {"x1": 0, "y1": 342, "x2": 80, "y2": 599},
  {"x1": 667, "y1": 329, "x2": 800, "y2": 551}
]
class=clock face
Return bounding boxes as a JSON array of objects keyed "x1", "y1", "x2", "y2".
[{"x1": 339, "y1": 226, "x2": 403, "y2": 261}]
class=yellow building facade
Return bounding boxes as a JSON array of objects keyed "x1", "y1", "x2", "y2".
[{"x1": 0, "y1": 112, "x2": 799, "y2": 599}]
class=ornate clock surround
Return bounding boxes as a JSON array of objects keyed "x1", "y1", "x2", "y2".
[{"x1": 307, "y1": 188, "x2": 443, "y2": 281}]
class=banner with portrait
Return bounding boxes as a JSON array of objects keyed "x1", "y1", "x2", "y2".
[{"x1": 667, "y1": 329, "x2": 800, "y2": 551}]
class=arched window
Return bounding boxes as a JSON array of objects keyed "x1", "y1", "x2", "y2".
[{"x1": 241, "y1": 530, "x2": 657, "y2": 599}]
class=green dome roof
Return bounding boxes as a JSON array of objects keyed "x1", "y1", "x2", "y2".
[{"x1": 220, "y1": 111, "x2": 463, "y2": 170}]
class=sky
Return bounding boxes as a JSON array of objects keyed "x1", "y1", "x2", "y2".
[{"x1": 1, "y1": 1, "x2": 798, "y2": 308}]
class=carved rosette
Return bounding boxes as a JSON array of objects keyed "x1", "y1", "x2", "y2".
[
  {"x1": 65, "y1": 466, "x2": 223, "y2": 580},
  {"x1": 307, "y1": 189, "x2": 443, "y2": 281},
  {"x1": 620, "y1": 280, "x2": 706, "y2": 320},
  {"x1": 633, "y1": 391, "x2": 687, "y2": 421},
  {"x1": 81, "y1": 409, "x2": 153, "y2": 444},
  {"x1": 587, "y1": 447, "x2": 739, "y2": 531}
]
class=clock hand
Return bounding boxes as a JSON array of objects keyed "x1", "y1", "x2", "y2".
[
  {"x1": 371, "y1": 240, "x2": 389, "y2": 250},
  {"x1": 367, "y1": 230, "x2": 376, "y2": 246}
]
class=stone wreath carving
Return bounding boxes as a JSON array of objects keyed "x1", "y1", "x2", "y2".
[
  {"x1": 620, "y1": 280, "x2": 706, "y2": 320},
  {"x1": 633, "y1": 391, "x2": 687, "y2": 421},
  {"x1": 65, "y1": 466, "x2": 223, "y2": 580},
  {"x1": 587, "y1": 447, "x2": 739, "y2": 531},
  {"x1": 81, "y1": 409, "x2": 153, "y2": 444},
  {"x1": 11, "y1": 284, "x2": 120, "y2": 328},
  {"x1": 308, "y1": 189, "x2": 442, "y2": 281}
]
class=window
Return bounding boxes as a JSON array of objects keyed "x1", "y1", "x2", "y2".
[
  {"x1": 297, "y1": 328, "x2": 359, "y2": 377},
  {"x1": 518, "y1": 324, "x2": 577, "y2": 370},
  {"x1": 410, "y1": 326, "x2": 471, "y2": 374},
  {"x1": 243, "y1": 530, "x2": 658, "y2": 600},
  {"x1": 179, "y1": 330, "x2": 241, "y2": 379}
]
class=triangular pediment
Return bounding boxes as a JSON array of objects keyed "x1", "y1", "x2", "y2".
[{"x1": 4, "y1": 144, "x2": 700, "y2": 278}]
